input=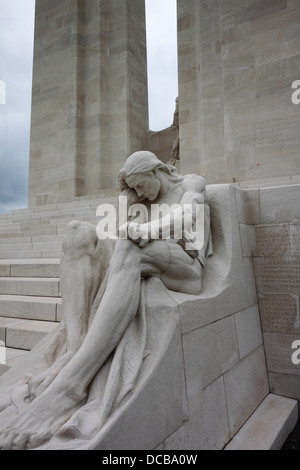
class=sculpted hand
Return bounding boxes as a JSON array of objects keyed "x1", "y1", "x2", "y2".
[
  {"x1": 118, "y1": 222, "x2": 150, "y2": 248},
  {"x1": 120, "y1": 188, "x2": 144, "y2": 207}
]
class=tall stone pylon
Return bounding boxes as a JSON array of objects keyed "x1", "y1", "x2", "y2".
[{"x1": 28, "y1": 0, "x2": 149, "y2": 206}]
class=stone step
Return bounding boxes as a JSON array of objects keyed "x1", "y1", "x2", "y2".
[
  {"x1": 0, "y1": 346, "x2": 29, "y2": 377},
  {"x1": 0, "y1": 249, "x2": 62, "y2": 259},
  {"x1": 0, "y1": 259, "x2": 60, "y2": 278},
  {"x1": 0, "y1": 241, "x2": 62, "y2": 252},
  {"x1": 50, "y1": 216, "x2": 99, "y2": 226},
  {"x1": 6, "y1": 319, "x2": 58, "y2": 351},
  {"x1": 0, "y1": 242, "x2": 62, "y2": 252},
  {"x1": 0, "y1": 194, "x2": 117, "y2": 222},
  {"x1": 0, "y1": 228, "x2": 58, "y2": 238},
  {"x1": 0, "y1": 316, "x2": 58, "y2": 351},
  {"x1": 0, "y1": 236, "x2": 33, "y2": 245},
  {"x1": 0, "y1": 235, "x2": 64, "y2": 245},
  {"x1": 0, "y1": 277, "x2": 60, "y2": 297},
  {"x1": 0, "y1": 294, "x2": 61, "y2": 322},
  {"x1": 225, "y1": 394, "x2": 298, "y2": 450}
]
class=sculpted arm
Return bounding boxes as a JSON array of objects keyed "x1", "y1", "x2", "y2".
[{"x1": 126, "y1": 175, "x2": 206, "y2": 246}]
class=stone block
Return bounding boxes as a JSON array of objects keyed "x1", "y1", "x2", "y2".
[
  {"x1": 0, "y1": 295, "x2": 58, "y2": 321},
  {"x1": 225, "y1": 394, "x2": 298, "y2": 450},
  {"x1": 243, "y1": 257, "x2": 257, "y2": 305},
  {"x1": 258, "y1": 293, "x2": 300, "y2": 335},
  {"x1": 41, "y1": 250, "x2": 62, "y2": 258},
  {"x1": 0, "y1": 317, "x2": 28, "y2": 344},
  {"x1": 0, "y1": 250, "x2": 43, "y2": 260},
  {"x1": 259, "y1": 185, "x2": 300, "y2": 224},
  {"x1": 239, "y1": 223, "x2": 256, "y2": 257},
  {"x1": 224, "y1": 346, "x2": 269, "y2": 436},
  {"x1": 33, "y1": 242, "x2": 62, "y2": 252},
  {"x1": 0, "y1": 278, "x2": 60, "y2": 297},
  {"x1": 0, "y1": 265, "x2": 10, "y2": 277},
  {"x1": 162, "y1": 377, "x2": 230, "y2": 450},
  {"x1": 234, "y1": 188, "x2": 260, "y2": 225},
  {"x1": 269, "y1": 372, "x2": 300, "y2": 403},
  {"x1": 0, "y1": 347, "x2": 28, "y2": 376},
  {"x1": 234, "y1": 0, "x2": 287, "y2": 26},
  {"x1": 57, "y1": 302, "x2": 63, "y2": 322},
  {"x1": 263, "y1": 332, "x2": 300, "y2": 376},
  {"x1": 253, "y1": 224, "x2": 290, "y2": 258},
  {"x1": 6, "y1": 320, "x2": 58, "y2": 351},
  {"x1": 234, "y1": 305, "x2": 263, "y2": 359},
  {"x1": 183, "y1": 316, "x2": 239, "y2": 393},
  {"x1": 220, "y1": 0, "x2": 248, "y2": 18},
  {"x1": 10, "y1": 260, "x2": 60, "y2": 278}
]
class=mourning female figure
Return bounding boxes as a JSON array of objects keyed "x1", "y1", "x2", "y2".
[{"x1": 0, "y1": 151, "x2": 212, "y2": 449}]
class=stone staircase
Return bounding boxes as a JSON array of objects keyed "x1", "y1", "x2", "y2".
[{"x1": 0, "y1": 194, "x2": 118, "y2": 375}]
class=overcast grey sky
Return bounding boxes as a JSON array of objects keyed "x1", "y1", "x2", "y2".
[{"x1": 0, "y1": 0, "x2": 178, "y2": 215}]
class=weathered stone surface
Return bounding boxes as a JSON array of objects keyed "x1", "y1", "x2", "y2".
[
  {"x1": 162, "y1": 377, "x2": 230, "y2": 450},
  {"x1": 0, "y1": 348, "x2": 29, "y2": 377},
  {"x1": 224, "y1": 346, "x2": 269, "y2": 436},
  {"x1": 0, "y1": 278, "x2": 60, "y2": 297},
  {"x1": 0, "y1": 317, "x2": 28, "y2": 344},
  {"x1": 254, "y1": 258, "x2": 300, "y2": 294},
  {"x1": 259, "y1": 185, "x2": 300, "y2": 224},
  {"x1": 0, "y1": 295, "x2": 59, "y2": 321},
  {"x1": 234, "y1": 0, "x2": 287, "y2": 26},
  {"x1": 183, "y1": 316, "x2": 239, "y2": 392},
  {"x1": 6, "y1": 320, "x2": 58, "y2": 351},
  {"x1": 0, "y1": 265, "x2": 10, "y2": 277},
  {"x1": 269, "y1": 372, "x2": 300, "y2": 402},
  {"x1": 178, "y1": 0, "x2": 300, "y2": 183},
  {"x1": 254, "y1": 224, "x2": 290, "y2": 258},
  {"x1": 234, "y1": 305, "x2": 263, "y2": 359},
  {"x1": 225, "y1": 393, "x2": 298, "y2": 450},
  {"x1": 242, "y1": 257, "x2": 257, "y2": 306},
  {"x1": 234, "y1": 188, "x2": 259, "y2": 225},
  {"x1": 263, "y1": 332, "x2": 300, "y2": 376},
  {"x1": 239, "y1": 223, "x2": 256, "y2": 257},
  {"x1": 258, "y1": 293, "x2": 300, "y2": 335}
]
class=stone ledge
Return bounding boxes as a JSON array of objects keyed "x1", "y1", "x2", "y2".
[
  {"x1": 0, "y1": 347, "x2": 29, "y2": 376},
  {"x1": 224, "y1": 394, "x2": 298, "y2": 450}
]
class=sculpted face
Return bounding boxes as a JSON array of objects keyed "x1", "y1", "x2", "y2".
[{"x1": 125, "y1": 172, "x2": 161, "y2": 201}]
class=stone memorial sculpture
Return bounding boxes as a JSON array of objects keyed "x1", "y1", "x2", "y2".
[{"x1": 0, "y1": 151, "x2": 212, "y2": 450}]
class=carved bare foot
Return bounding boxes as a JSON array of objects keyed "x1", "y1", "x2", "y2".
[
  {"x1": 0, "y1": 381, "x2": 86, "y2": 449},
  {"x1": 27, "y1": 352, "x2": 74, "y2": 401},
  {"x1": 27, "y1": 373, "x2": 55, "y2": 402}
]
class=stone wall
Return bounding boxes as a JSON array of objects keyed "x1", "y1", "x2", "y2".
[
  {"x1": 178, "y1": 0, "x2": 300, "y2": 183},
  {"x1": 28, "y1": 0, "x2": 149, "y2": 207},
  {"x1": 147, "y1": 126, "x2": 178, "y2": 164},
  {"x1": 249, "y1": 181, "x2": 300, "y2": 405}
]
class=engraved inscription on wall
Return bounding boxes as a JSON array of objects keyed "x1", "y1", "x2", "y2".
[
  {"x1": 254, "y1": 260, "x2": 300, "y2": 293},
  {"x1": 231, "y1": 117, "x2": 300, "y2": 147},
  {"x1": 258, "y1": 293, "x2": 300, "y2": 334}
]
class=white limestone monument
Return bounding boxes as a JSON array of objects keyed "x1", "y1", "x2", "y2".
[{"x1": 0, "y1": 0, "x2": 299, "y2": 450}]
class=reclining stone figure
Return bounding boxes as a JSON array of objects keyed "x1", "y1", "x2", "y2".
[{"x1": 0, "y1": 151, "x2": 212, "y2": 450}]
